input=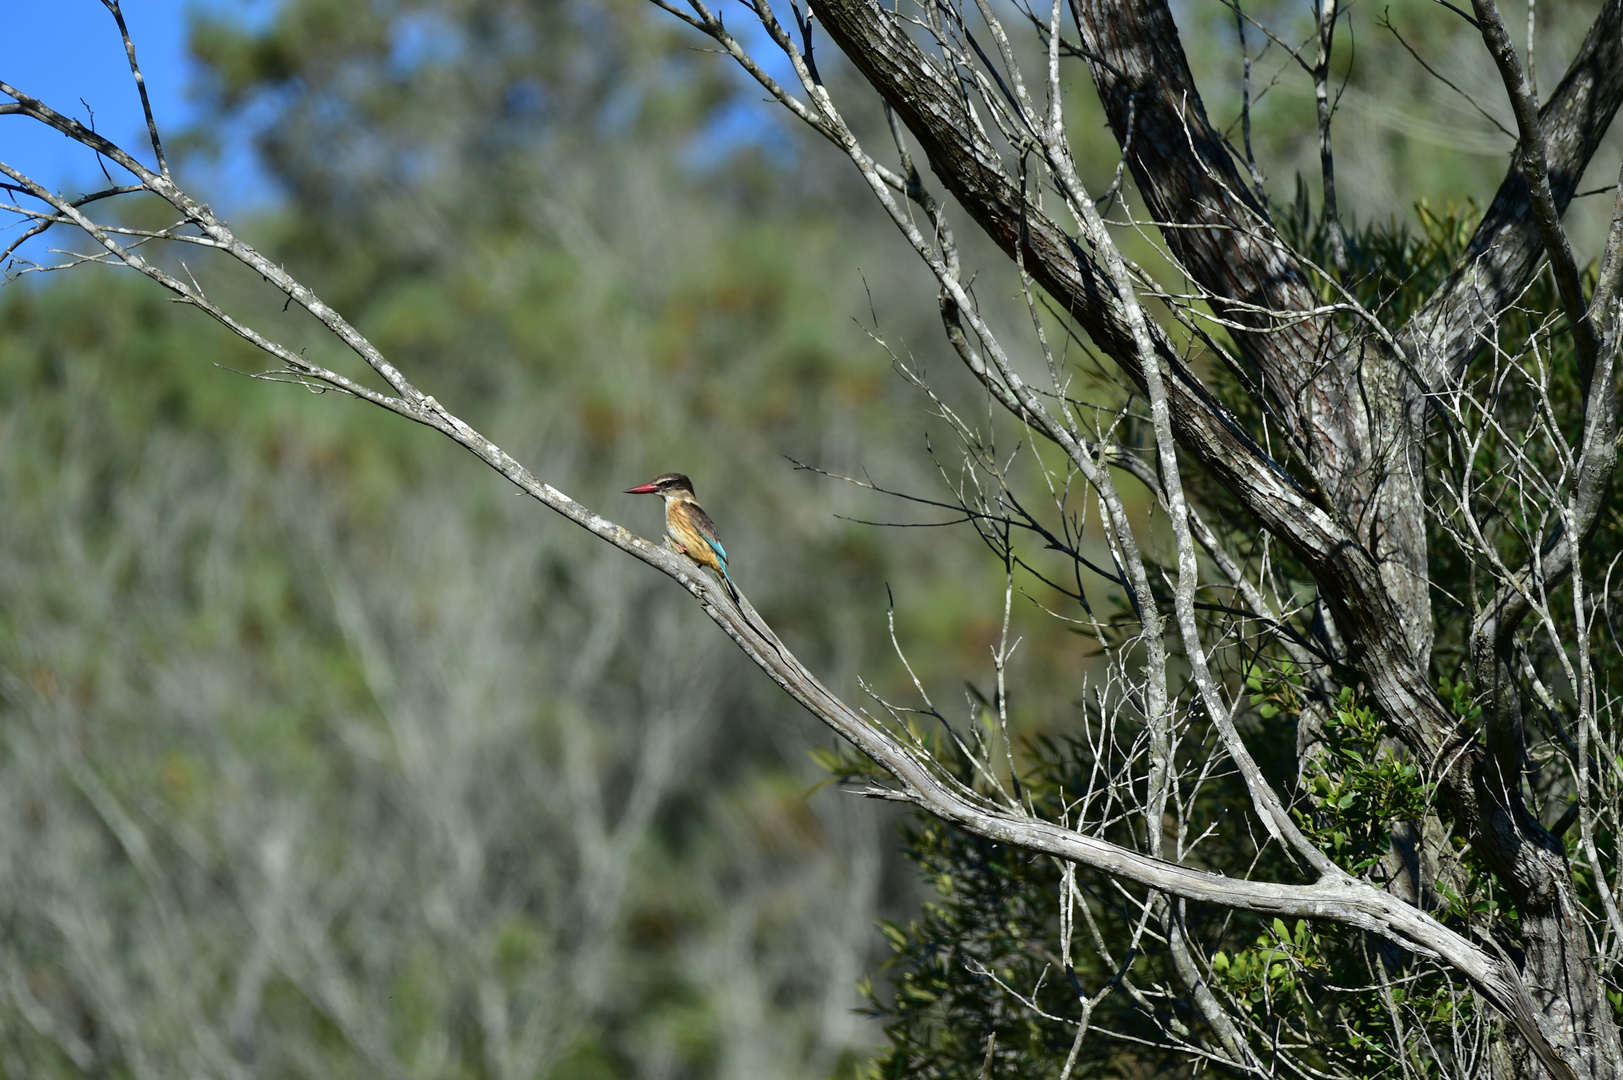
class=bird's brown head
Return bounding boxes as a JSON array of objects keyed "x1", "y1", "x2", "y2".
[{"x1": 624, "y1": 472, "x2": 696, "y2": 497}]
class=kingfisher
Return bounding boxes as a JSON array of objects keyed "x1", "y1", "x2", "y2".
[{"x1": 624, "y1": 472, "x2": 736, "y2": 593}]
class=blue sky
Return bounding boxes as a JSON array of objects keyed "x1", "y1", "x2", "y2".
[
  {"x1": 2, "y1": 0, "x2": 272, "y2": 259},
  {"x1": 2, "y1": 0, "x2": 794, "y2": 264}
]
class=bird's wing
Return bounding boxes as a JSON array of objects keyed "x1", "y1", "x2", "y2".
[{"x1": 685, "y1": 503, "x2": 728, "y2": 563}]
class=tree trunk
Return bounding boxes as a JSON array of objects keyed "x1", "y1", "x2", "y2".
[{"x1": 809, "y1": 0, "x2": 1623, "y2": 1073}]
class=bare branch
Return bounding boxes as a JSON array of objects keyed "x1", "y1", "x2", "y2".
[
  {"x1": 1470, "y1": 0, "x2": 1598, "y2": 373},
  {"x1": 1313, "y1": 0, "x2": 1348, "y2": 273},
  {"x1": 1404, "y1": 0, "x2": 1623, "y2": 387},
  {"x1": 100, "y1": 0, "x2": 169, "y2": 178}
]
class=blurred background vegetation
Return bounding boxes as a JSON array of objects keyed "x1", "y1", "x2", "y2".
[{"x1": 1, "y1": 0, "x2": 1618, "y2": 1077}]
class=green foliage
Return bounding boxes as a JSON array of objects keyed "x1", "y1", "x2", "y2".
[
  {"x1": 1245, "y1": 658, "x2": 1301, "y2": 719},
  {"x1": 850, "y1": 699, "x2": 1494, "y2": 1080},
  {"x1": 1277, "y1": 177, "x2": 1480, "y2": 320},
  {"x1": 850, "y1": 741, "x2": 1182, "y2": 1080},
  {"x1": 860, "y1": 824, "x2": 1078, "y2": 1080},
  {"x1": 854, "y1": 193, "x2": 1554, "y2": 1078},
  {"x1": 1208, "y1": 912, "x2": 1476, "y2": 1079},
  {"x1": 1436, "y1": 676, "x2": 1482, "y2": 725},
  {"x1": 1296, "y1": 689, "x2": 1433, "y2": 876},
  {"x1": 1210, "y1": 917, "x2": 1317, "y2": 1006}
]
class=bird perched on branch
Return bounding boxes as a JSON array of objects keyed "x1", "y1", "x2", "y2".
[{"x1": 624, "y1": 472, "x2": 736, "y2": 595}]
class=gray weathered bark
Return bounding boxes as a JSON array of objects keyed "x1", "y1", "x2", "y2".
[{"x1": 802, "y1": 0, "x2": 1623, "y2": 1075}]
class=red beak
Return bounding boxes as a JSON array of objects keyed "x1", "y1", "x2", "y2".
[{"x1": 624, "y1": 482, "x2": 660, "y2": 494}]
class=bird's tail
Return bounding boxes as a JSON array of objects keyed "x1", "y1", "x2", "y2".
[
  {"x1": 719, "y1": 566, "x2": 787, "y2": 662},
  {"x1": 718, "y1": 561, "x2": 740, "y2": 603}
]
